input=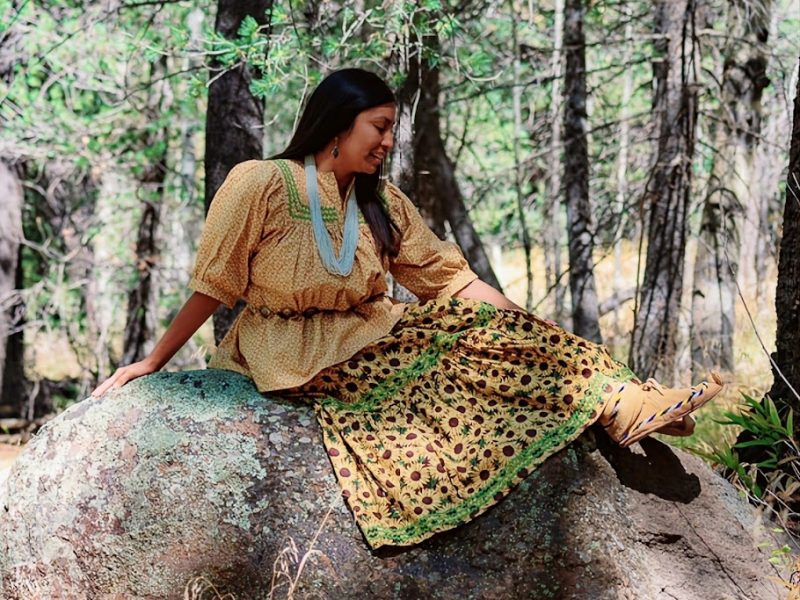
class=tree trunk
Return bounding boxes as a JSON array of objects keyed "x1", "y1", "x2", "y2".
[
  {"x1": 562, "y1": 0, "x2": 601, "y2": 343},
  {"x1": 206, "y1": 0, "x2": 273, "y2": 344},
  {"x1": 122, "y1": 56, "x2": 171, "y2": 365},
  {"x1": 163, "y1": 7, "x2": 207, "y2": 370},
  {"x1": 387, "y1": 46, "x2": 417, "y2": 195},
  {"x1": 414, "y1": 24, "x2": 502, "y2": 290},
  {"x1": 630, "y1": 0, "x2": 699, "y2": 382},
  {"x1": 0, "y1": 161, "x2": 25, "y2": 415},
  {"x1": 690, "y1": 0, "x2": 771, "y2": 377},
  {"x1": 414, "y1": 33, "x2": 449, "y2": 240},
  {"x1": 612, "y1": 14, "x2": 634, "y2": 353},
  {"x1": 178, "y1": 8, "x2": 204, "y2": 216},
  {"x1": 52, "y1": 175, "x2": 98, "y2": 397},
  {"x1": 508, "y1": 0, "x2": 533, "y2": 311},
  {"x1": 544, "y1": 0, "x2": 568, "y2": 324},
  {"x1": 14, "y1": 158, "x2": 96, "y2": 406},
  {"x1": 731, "y1": 58, "x2": 800, "y2": 495},
  {"x1": 766, "y1": 60, "x2": 800, "y2": 429},
  {"x1": 751, "y1": 7, "x2": 783, "y2": 304},
  {"x1": 121, "y1": 198, "x2": 161, "y2": 365},
  {"x1": 384, "y1": 20, "x2": 419, "y2": 303}
]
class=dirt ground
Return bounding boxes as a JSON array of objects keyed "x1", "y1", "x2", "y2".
[{"x1": 0, "y1": 443, "x2": 23, "y2": 488}]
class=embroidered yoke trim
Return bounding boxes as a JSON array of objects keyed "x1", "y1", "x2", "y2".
[{"x1": 273, "y1": 159, "x2": 391, "y2": 225}]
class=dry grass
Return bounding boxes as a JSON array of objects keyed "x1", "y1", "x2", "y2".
[
  {"x1": 773, "y1": 552, "x2": 800, "y2": 600},
  {"x1": 267, "y1": 501, "x2": 337, "y2": 599},
  {"x1": 183, "y1": 575, "x2": 237, "y2": 600},
  {"x1": 783, "y1": 554, "x2": 800, "y2": 599},
  {"x1": 181, "y1": 500, "x2": 338, "y2": 600}
]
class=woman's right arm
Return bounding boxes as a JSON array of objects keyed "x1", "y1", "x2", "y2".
[{"x1": 90, "y1": 291, "x2": 221, "y2": 397}]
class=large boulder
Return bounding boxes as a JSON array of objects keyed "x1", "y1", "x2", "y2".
[{"x1": 0, "y1": 369, "x2": 788, "y2": 599}]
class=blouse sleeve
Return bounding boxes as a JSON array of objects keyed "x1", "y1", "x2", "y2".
[
  {"x1": 384, "y1": 182, "x2": 479, "y2": 301},
  {"x1": 188, "y1": 160, "x2": 275, "y2": 308}
]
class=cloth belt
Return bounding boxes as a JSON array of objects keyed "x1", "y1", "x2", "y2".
[{"x1": 248, "y1": 292, "x2": 387, "y2": 321}]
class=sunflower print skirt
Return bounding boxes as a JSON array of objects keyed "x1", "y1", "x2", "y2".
[{"x1": 277, "y1": 296, "x2": 637, "y2": 550}]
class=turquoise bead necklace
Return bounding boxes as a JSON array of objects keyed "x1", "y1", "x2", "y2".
[{"x1": 304, "y1": 154, "x2": 359, "y2": 276}]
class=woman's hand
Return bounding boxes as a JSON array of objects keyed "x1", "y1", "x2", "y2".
[{"x1": 91, "y1": 359, "x2": 159, "y2": 398}]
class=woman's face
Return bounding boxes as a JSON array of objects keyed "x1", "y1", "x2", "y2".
[{"x1": 339, "y1": 103, "x2": 396, "y2": 174}]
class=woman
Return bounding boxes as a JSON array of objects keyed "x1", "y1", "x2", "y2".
[{"x1": 92, "y1": 68, "x2": 723, "y2": 550}]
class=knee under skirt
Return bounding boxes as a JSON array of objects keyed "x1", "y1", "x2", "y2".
[{"x1": 274, "y1": 297, "x2": 637, "y2": 550}]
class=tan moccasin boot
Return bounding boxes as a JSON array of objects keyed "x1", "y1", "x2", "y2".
[{"x1": 599, "y1": 373, "x2": 724, "y2": 448}]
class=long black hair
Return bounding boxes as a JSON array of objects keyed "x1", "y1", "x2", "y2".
[{"x1": 268, "y1": 68, "x2": 401, "y2": 259}]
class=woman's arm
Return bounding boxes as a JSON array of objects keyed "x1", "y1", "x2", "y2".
[
  {"x1": 452, "y1": 278, "x2": 526, "y2": 312},
  {"x1": 91, "y1": 291, "x2": 221, "y2": 397}
]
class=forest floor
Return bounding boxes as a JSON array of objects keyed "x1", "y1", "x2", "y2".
[{"x1": 0, "y1": 443, "x2": 21, "y2": 488}]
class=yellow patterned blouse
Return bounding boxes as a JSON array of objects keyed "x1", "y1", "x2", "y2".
[{"x1": 188, "y1": 158, "x2": 479, "y2": 392}]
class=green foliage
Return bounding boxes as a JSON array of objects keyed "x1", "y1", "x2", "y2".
[
  {"x1": 687, "y1": 394, "x2": 799, "y2": 527},
  {"x1": 760, "y1": 539, "x2": 794, "y2": 566},
  {"x1": 434, "y1": 13, "x2": 460, "y2": 38},
  {"x1": 716, "y1": 394, "x2": 795, "y2": 471},
  {"x1": 237, "y1": 15, "x2": 261, "y2": 42},
  {"x1": 52, "y1": 391, "x2": 78, "y2": 413}
]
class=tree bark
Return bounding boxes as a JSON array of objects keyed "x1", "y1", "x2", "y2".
[
  {"x1": 750, "y1": 24, "x2": 788, "y2": 305},
  {"x1": 611, "y1": 14, "x2": 634, "y2": 353},
  {"x1": 206, "y1": 0, "x2": 273, "y2": 344},
  {"x1": 162, "y1": 7, "x2": 207, "y2": 370},
  {"x1": 752, "y1": 47, "x2": 785, "y2": 305},
  {"x1": 630, "y1": 0, "x2": 699, "y2": 382},
  {"x1": 766, "y1": 60, "x2": 800, "y2": 429},
  {"x1": 508, "y1": 0, "x2": 533, "y2": 311},
  {"x1": 387, "y1": 46, "x2": 417, "y2": 195},
  {"x1": 0, "y1": 161, "x2": 25, "y2": 415},
  {"x1": 413, "y1": 23, "x2": 502, "y2": 290},
  {"x1": 425, "y1": 142, "x2": 502, "y2": 291},
  {"x1": 545, "y1": 0, "x2": 568, "y2": 325},
  {"x1": 731, "y1": 58, "x2": 800, "y2": 493},
  {"x1": 11, "y1": 159, "x2": 95, "y2": 408},
  {"x1": 178, "y1": 9, "x2": 204, "y2": 216},
  {"x1": 737, "y1": 3, "x2": 775, "y2": 296},
  {"x1": 122, "y1": 56, "x2": 170, "y2": 365},
  {"x1": 384, "y1": 19, "x2": 419, "y2": 303},
  {"x1": 414, "y1": 33, "x2": 449, "y2": 240},
  {"x1": 562, "y1": 0, "x2": 601, "y2": 343},
  {"x1": 690, "y1": 0, "x2": 771, "y2": 377},
  {"x1": 380, "y1": 10, "x2": 501, "y2": 296},
  {"x1": 50, "y1": 173, "x2": 98, "y2": 396}
]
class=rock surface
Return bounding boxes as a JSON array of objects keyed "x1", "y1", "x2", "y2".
[{"x1": 0, "y1": 369, "x2": 788, "y2": 599}]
